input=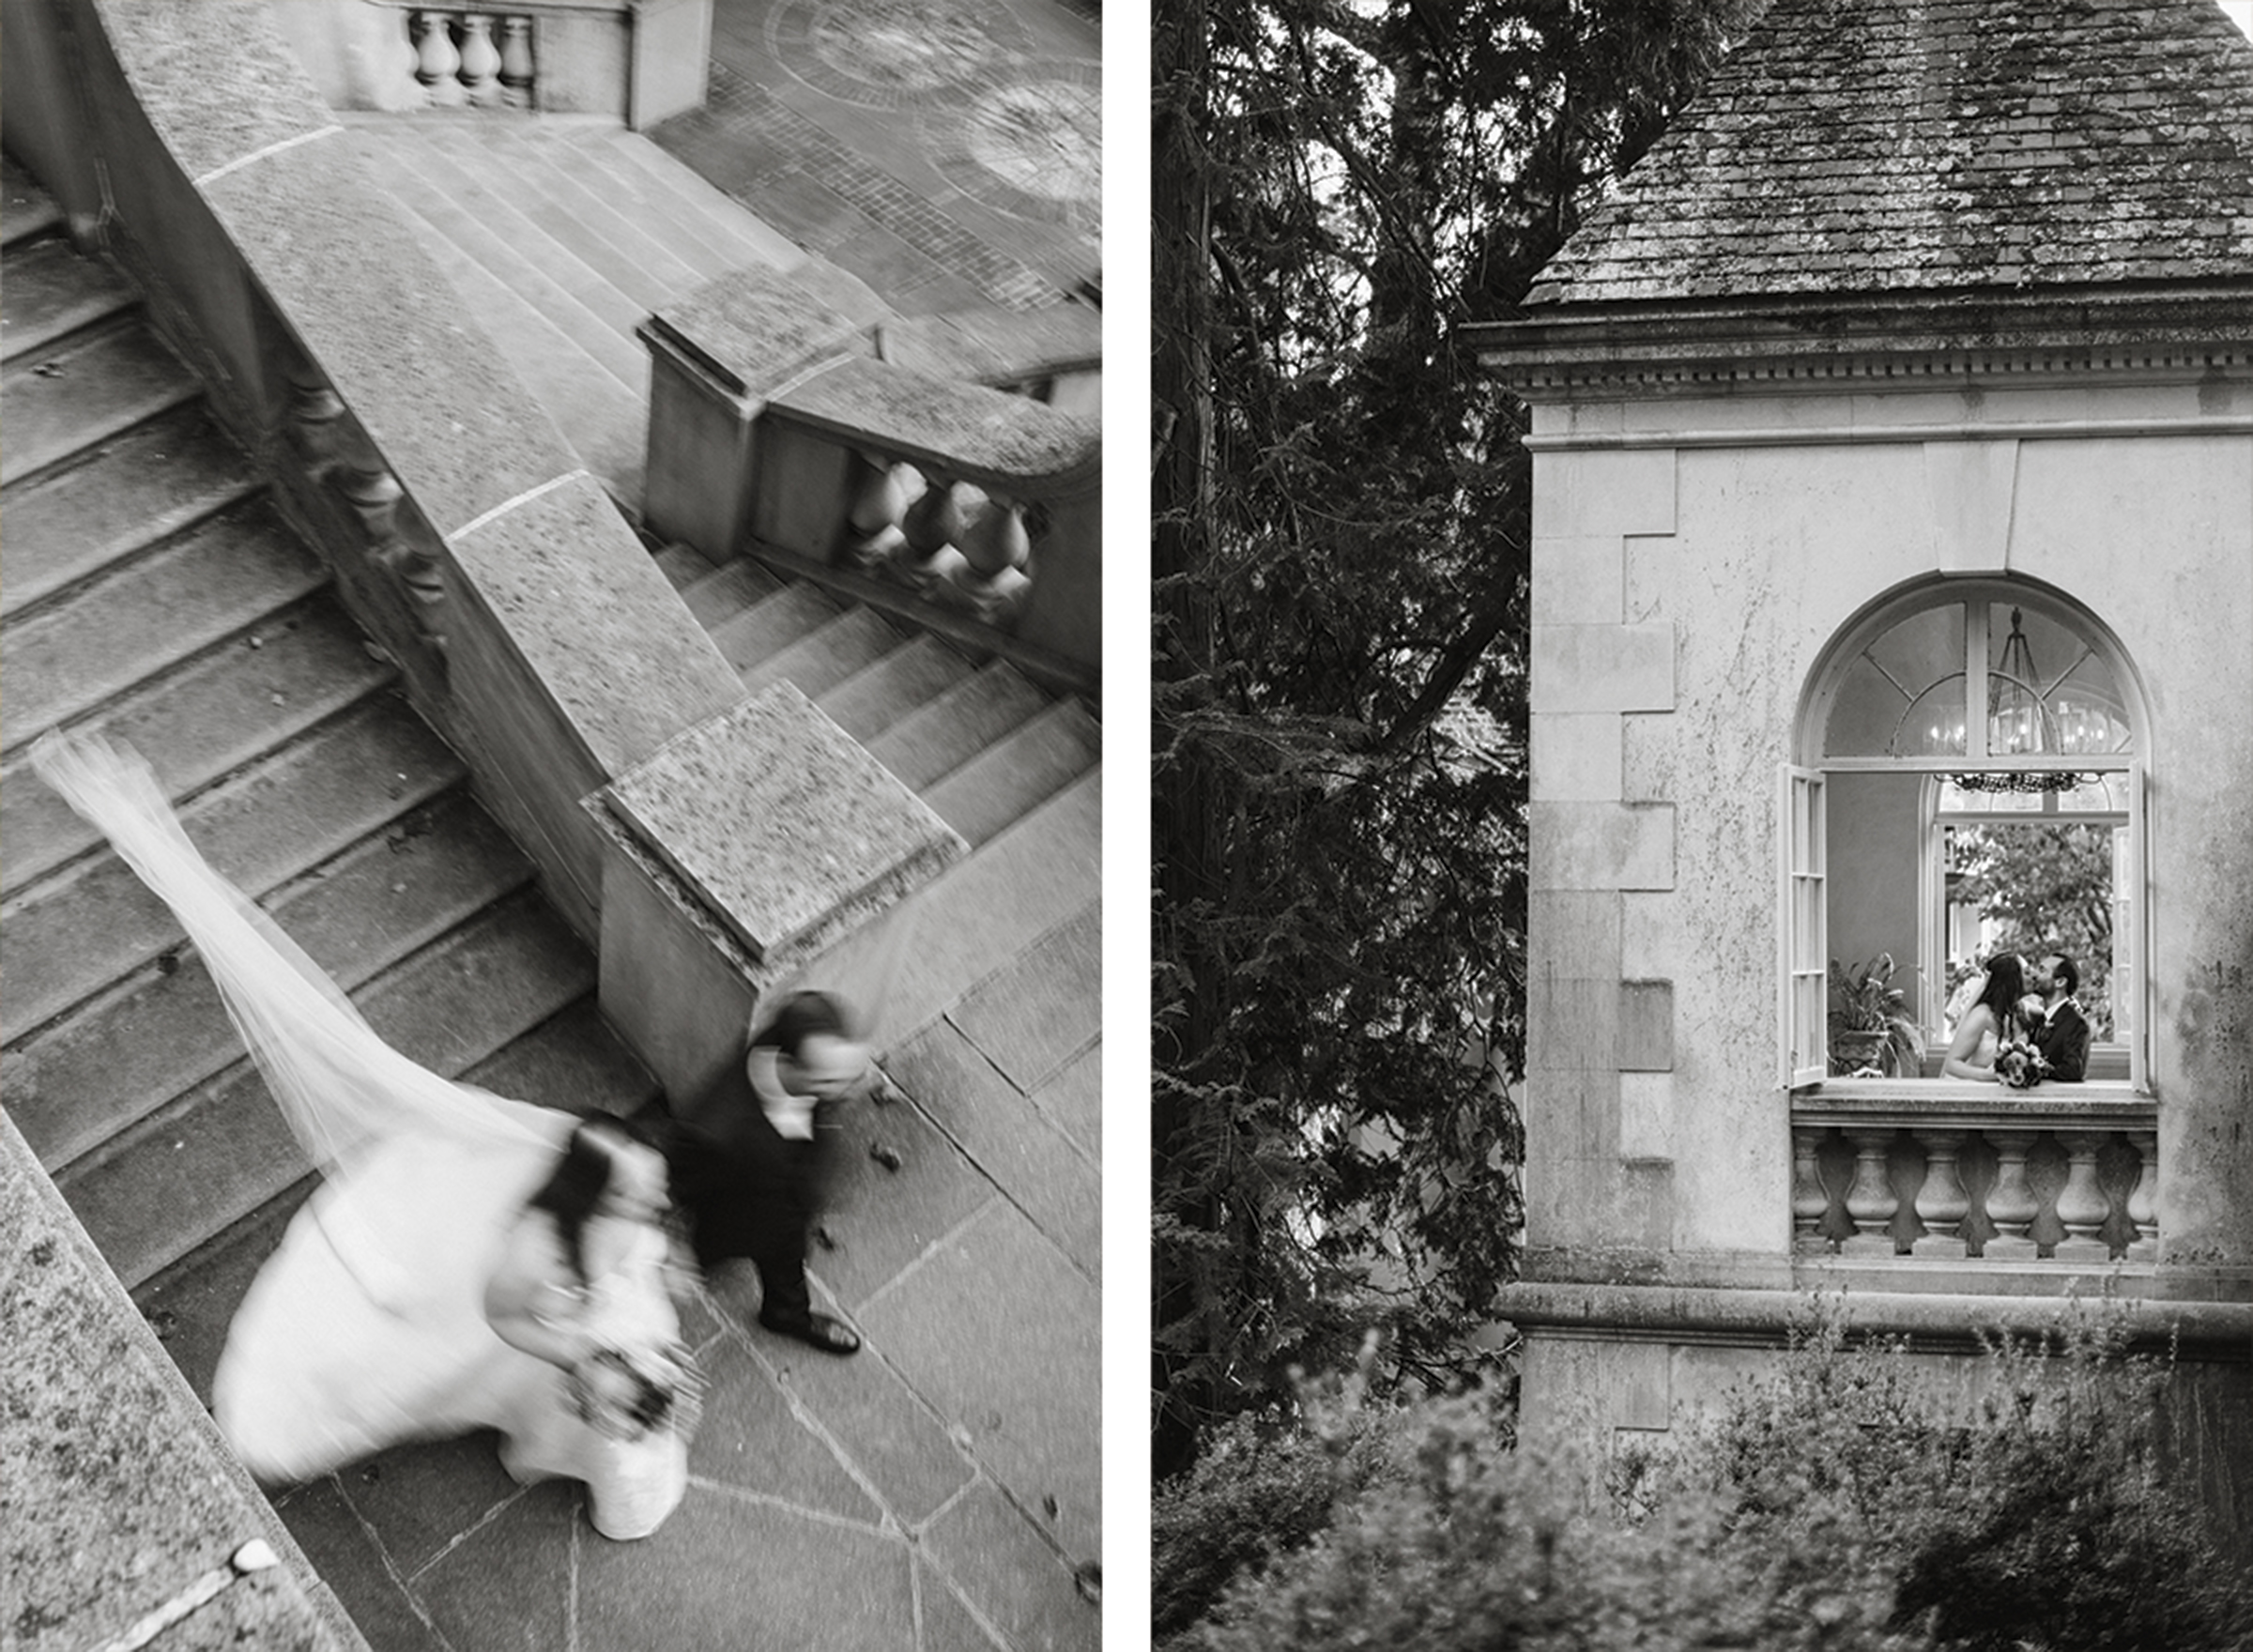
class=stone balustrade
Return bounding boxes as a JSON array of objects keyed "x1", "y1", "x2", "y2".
[
  {"x1": 641, "y1": 268, "x2": 1103, "y2": 693},
  {"x1": 1793, "y1": 1087, "x2": 2157, "y2": 1262},
  {"x1": 406, "y1": 10, "x2": 534, "y2": 109}
]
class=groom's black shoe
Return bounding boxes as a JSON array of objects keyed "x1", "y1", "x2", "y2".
[{"x1": 759, "y1": 1311, "x2": 861, "y2": 1356}]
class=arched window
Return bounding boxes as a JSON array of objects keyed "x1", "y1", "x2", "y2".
[{"x1": 1783, "y1": 581, "x2": 2146, "y2": 1090}]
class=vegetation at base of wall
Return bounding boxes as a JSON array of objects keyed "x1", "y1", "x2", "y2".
[{"x1": 1160, "y1": 1308, "x2": 2253, "y2": 1652}]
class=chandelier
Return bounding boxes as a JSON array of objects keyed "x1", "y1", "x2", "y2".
[{"x1": 1988, "y1": 606, "x2": 2049, "y2": 756}]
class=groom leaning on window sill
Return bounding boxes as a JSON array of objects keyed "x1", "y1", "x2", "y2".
[{"x1": 2030, "y1": 953, "x2": 2090, "y2": 1083}]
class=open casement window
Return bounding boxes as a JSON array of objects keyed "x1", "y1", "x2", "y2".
[
  {"x1": 1798, "y1": 583, "x2": 2148, "y2": 1090},
  {"x1": 1778, "y1": 765, "x2": 1828, "y2": 1088}
]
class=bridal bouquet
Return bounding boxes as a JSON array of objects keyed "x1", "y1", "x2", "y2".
[
  {"x1": 572, "y1": 1340, "x2": 705, "y2": 1440},
  {"x1": 1994, "y1": 1032, "x2": 2053, "y2": 1091}
]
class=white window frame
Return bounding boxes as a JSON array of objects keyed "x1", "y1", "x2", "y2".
[{"x1": 1778, "y1": 764, "x2": 1828, "y2": 1089}]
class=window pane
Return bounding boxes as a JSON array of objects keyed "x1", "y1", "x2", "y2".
[
  {"x1": 1826, "y1": 605, "x2": 1966, "y2": 757},
  {"x1": 1987, "y1": 602, "x2": 2128, "y2": 757}
]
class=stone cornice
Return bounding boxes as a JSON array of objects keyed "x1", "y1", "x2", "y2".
[{"x1": 1468, "y1": 283, "x2": 2253, "y2": 403}]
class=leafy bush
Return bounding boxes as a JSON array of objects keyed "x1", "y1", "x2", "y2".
[{"x1": 1165, "y1": 1306, "x2": 2253, "y2": 1652}]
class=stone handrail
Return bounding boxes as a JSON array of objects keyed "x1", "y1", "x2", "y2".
[
  {"x1": 6, "y1": 0, "x2": 743, "y2": 940},
  {"x1": 640, "y1": 267, "x2": 1103, "y2": 695}
]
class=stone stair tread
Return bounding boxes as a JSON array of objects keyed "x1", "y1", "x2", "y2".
[
  {"x1": 350, "y1": 128, "x2": 647, "y2": 392},
  {"x1": 0, "y1": 401, "x2": 262, "y2": 620},
  {"x1": 816, "y1": 633, "x2": 975, "y2": 743},
  {"x1": 0, "y1": 597, "x2": 394, "y2": 897},
  {"x1": 565, "y1": 126, "x2": 810, "y2": 281},
  {"x1": 0, "y1": 497, "x2": 329, "y2": 753},
  {"x1": 0, "y1": 321, "x2": 201, "y2": 487},
  {"x1": 863, "y1": 661, "x2": 1051, "y2": 792},
  {"x1": 652, "y1": 543, "x2": 716, "y2": 592},
  {"x1": 920, "y1": 698, "x2": 1101, "y2": 849},
  {"x1": 679, "y1": 556, "x2": 786, "y2": 627},
  {"x1": 0, "y1": 237, "x2": 138, "y2": 364},
  {"x1": 454, "y1": 1002, "x2": 660, "y2": 1120},
  {"x1": 1, "y1": 158, "x2": 64, "y2": 248},
  {"x1": 462, "y1": 126, "x2": 708, "y2": 314},
  {"x1": 858, "y1": 769, "x2": 1101, "y2": 1048},
  {"x1": 1, "y1": 696, "x2": 468, "y2": 1043},
  {"x1": 8, "y1": 787, "x2": 532, "y2": 1170},
  {"x1": 737, "y1": 604, "x2": 905, "y2": 699},
  {"x1": 708, "y1": 582, "x2": 843, "y2": 676},
  {"x1": 376, "y1": 180, "x2": 643, "y2": 493},
  {"x1": 56, "y1": 890, "x2": 597, "y2": 1289}
]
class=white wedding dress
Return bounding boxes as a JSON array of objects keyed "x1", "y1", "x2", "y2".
[{"x1": 32, "y1": 732, "x2": 689, "y2": 1539}]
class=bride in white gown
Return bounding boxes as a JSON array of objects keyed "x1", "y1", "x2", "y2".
[{"x1": 32, "y1": 730, "x2": 698, "y2": 1540}]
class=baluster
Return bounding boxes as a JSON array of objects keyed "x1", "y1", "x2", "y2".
[
  {"x1": 337, "y1": 463, "x2": 405, "y2": 544},
  {"x1": 456, "y1": 14, "x2": 503, "y2": 106},
  {"x1": 380, "y1": 543, "x2": 451, "y2": 652},
  {"x1": 413, "y1": 11, "x2": 467, "y2": 108},
  {"x1": 1909, "y1": 1128, "x2": 1970, "y2": 1259},
  {"x1": 498, "y1": 17, "x2": 535, "y2": 108},
  {"x1": 1983, "y1": 1128, "x2": 2040, "y2": 1262},
  {"x1": 2052, "y1": 1131, "x2": 2112, "y2": 1263},
  {"x1": 895, "y1": 475, "x2": 969, "y2": 595},
  {"x1": 948, "y1": 497, "x2": 1031, "y2": 624},
  {"x1": 285, "y1": 371, "x2": 347, "y2": 473},
  {"x1": 1790, "y1": 1126, "x2": 1833, "y2": 1253},
  {"x1": 1841, "y1": 1128, "x2": 1899, "y2": 1258},
  {"x1": 2125, "y1": 1129, "x2": 2158, "y2": 1261},
  {"x1": 842, "y1": 451, "x2": 909, "y2": 571}
]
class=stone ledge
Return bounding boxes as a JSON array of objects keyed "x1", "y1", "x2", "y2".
[
  {"x1": 771, "y1": 359, "x2": 1099, "y2": 494},
  {"x1": 1, "y1": 1112, "x2": 367, "y2": 1652}
]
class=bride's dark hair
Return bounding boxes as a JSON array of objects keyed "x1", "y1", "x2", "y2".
[
  {"x1": 1973, "y1": 954, "x2": 2029, "y2": 1030},
  {"x1": 528, "y1": 1112, "x2": 664, "y2": 1284}
]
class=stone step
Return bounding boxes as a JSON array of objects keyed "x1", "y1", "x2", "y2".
[
  {"x1": 2, "y1": 156, "x2": 65, "y2": 248},
  {"x1": 56, "y1": 888, "x2": 598, "y2": 1290},
  {"x1": 468, "y1": 125, "x2": 709, "y2": 316},
  {"x1": 708, "y1": 582, "x2": 843, "y2": 676},
  {"x1": 376, "y1": 173, "x2": 643, "y2": 491},
  {"x1": 357, "y1": 130, "x2": 647, "y2": 395},
  {"x1": 1, "y1": 695, "x2": 467, "y2": 1043},
  {"x1": 0, "y1": 596, "x2": 394, "y2": 897},
  {"x1": 561, "y1": 125, "x2": 809, "y2": 282},
  {"x1": 921, "y1": 697, "x2": 1101, "y2": 849},
  {"x1": 0, "y1": 400, "x2": 263, "y2": 620},
  {"x1": 8, "y1": 786, "x2": 531, "y2": 1170},
  {"x1": 0, "y1": 497, "x2": 330, "y2": 754},
  {"x1": 0, "y1": 318, "x2": 201, "y2": 487},
  {"x1": 816, "y1": 632, "x2": 977, "y2": 744},
  {"x1": 679, "y1": 556, "x2": 787, "y2": 628},
  {"x1": 857, "y1": 769, "x2": 1102, "y2": 1048},
  {"x1": 0, "y1": 236, "x2": 139, "y2": 364},
  {"x1": 863, "y1": 659, "x2": 1051, "y2": 791},
  {"x1": 131, "y1": 998, "x2": 655, "y2": 1406},
  {"x1": 652, "y1": 542, "x2": 716, "y2": 593},
  {"x1": 738, "y1": 604, "x2": 906, "y2": 698}
]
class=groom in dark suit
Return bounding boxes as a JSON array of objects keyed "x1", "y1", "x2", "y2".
[{"x1": 2031, "y1": 953, "x2": 2090, "y2": 1082}]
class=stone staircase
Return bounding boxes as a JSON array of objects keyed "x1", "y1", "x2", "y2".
[
  {"x1": 344, "y1": 115, "x2": 842, "y2": 511},
  {"x1": 0, "y1": 162, "x2": 658, "y2": 1390}
]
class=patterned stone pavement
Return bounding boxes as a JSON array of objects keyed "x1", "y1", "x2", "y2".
[
  {"x1": 268, "y1": 908, "x2": 1102, "y2": 1650},
  {"x1": 652, "y1": 0, "x2": 1101, "y2": 314}
]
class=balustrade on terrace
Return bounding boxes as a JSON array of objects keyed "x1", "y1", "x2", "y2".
[{"x1": 1793, "y1": 1087, "x2": 2156, "y2": 1264}]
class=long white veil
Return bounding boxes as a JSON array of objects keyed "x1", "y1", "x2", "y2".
[{"x1": 29, "y1": 729, "x2": 559, "y2": 1302}]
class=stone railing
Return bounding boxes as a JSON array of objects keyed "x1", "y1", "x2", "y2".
[
  {"x1": 641, "y1": 268, "x2": 1102, "y2": 695},
  {"x1": 1793, "y1": 1085, "x2": 2156, "y2": 1263},
  {"x1": 273, "y1": 0, "x2": 709, "y2": 128}
]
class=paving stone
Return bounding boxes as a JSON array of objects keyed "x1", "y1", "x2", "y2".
[
  {"x1": 756, "y1": 1340, "x2": 978, "y2": 1529},
  {"x1": 686, "y1": 1338, "x2": 884, "y2": 1524},
  {"x1": 915, "y1": 1556, "x2": 1009, "y2": 1652},
  {"x1": 813, "y1": 1093, "x2": 996, "y2": 1312},
  {"x1": 575, "y1": 1486, "x2": 916, "y2": 1651},
  {"x1": 277, "y1": 1476, "x2": 451, "y2": 1652},
  {"x1": 340, "y1": 1432, "x2": 523, "y2": 1579},
  {"x1": 407, "y1": 1478, "x2": 577, "y2": 1648},
  {"x1": 942, "y1": 905, "x2": 1100, "y2": 1093},
  {"x1": 856, "y1": 1201, "x2": 1097, "y2": 1562},
  {"x1": 922, "y1": 1478, "x2": 1098, "y2": 1652},
  {"x1": 1030, "y1": 1044, "x2": 1100, "y2": 1163},
  {"x1": 884, "y1": 1019, "x2": 1098, "y2": 1282}
]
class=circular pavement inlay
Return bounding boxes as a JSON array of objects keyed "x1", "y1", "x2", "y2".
[
  {"x1": 772, "y1": 0, "x2": 1027, "y2": 108},
  {"x1": 931, "y1": 69, "x2": 1101, "y2": 231}
]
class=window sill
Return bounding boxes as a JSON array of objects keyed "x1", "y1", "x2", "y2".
[{"x1": 1793, "y1": 1078, "x2": 2153, "y2": 1130}]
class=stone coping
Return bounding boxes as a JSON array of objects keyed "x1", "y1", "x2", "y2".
[
  {"x1": 1, "y1": 1112, "x2": 366, "y2": 1652},
  {"x1": 772, "y1": 358, "x2": 1100, "y2": 495},
  {"x1": 1494, "y1": 1277, "x2": 2253, "y2": 1358},
  {"x1": 605, "y1": 682, "x2": 964, "y2": 962},
  {"x1": 1793, "y1": 1080, "x2": 2157, "y2": 1131},
  {"x1": 643, "y1": 264, "x2": 870, "y2": 403},
  {"x1": 877, "y1": 305, "x2": 1103, "y2": 387}
]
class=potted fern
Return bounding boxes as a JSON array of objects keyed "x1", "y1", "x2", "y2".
[{"x1": 1828, "y1": 954, "x2": 1923, "y2": 1078}]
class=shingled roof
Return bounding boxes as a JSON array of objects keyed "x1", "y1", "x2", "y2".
[{"x1": 1531, "y1": 0, "x2": 2253, "y2": 305}]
